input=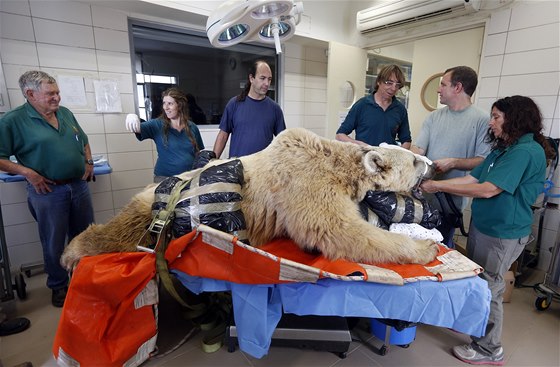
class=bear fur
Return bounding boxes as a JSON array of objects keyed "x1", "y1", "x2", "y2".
[{"x1": 61, "y1": 128, "x2": 439, "y2": 270}]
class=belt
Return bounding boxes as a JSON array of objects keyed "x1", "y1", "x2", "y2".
[{"x1": 52, "y1": 178, "x2": 80, "y2": 185}]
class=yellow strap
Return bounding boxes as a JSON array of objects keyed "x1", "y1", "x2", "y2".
[{"x1": 152, "y1": 177, "x2": 233, "y2": 353}]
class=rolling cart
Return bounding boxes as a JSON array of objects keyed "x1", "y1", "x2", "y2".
[{"x1": 534, "y1": 229, "x2": 560, "y2": 311}]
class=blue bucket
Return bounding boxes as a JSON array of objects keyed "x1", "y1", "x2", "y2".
[{"x1": 370, "y1": 319, "x2": 416, "y2": 345}]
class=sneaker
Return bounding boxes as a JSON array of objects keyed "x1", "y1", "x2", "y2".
[
  {"x1": 452, "y1": 344, "x2": 504, "y2": 365},
  {"x1": 52, "y1": 287, "x2": 68, "y2": 307}
]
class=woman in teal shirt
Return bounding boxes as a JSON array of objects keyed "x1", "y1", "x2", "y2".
[
  {"x1": 126, "y1": 88, "x2": 204, "y2": 182},
  {"x1": 421, "y1": 95, "x2": 556, "y2": 366}
]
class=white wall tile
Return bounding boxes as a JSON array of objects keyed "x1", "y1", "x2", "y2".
[
  {"x1": 285, "y1": 42, "x2": 304, "y2": 59},
  {"x1": 0, "y1": 0, "x2": 31, "y2": 16},
  {"x1": 304, "y1": 88, "x2": 326, "y2": 103},
  {"x1": 509, "y1": 0, "x2": 559, "y2": 31},
  {"x1": 7, "y1": 89, "x2": 25, "y2": 108},
  {"x1": 112, "y1": 188, "x2": 145, "y2": 209},
  {"x1": 33, "y1": 18, "x2": 94, "y2": 48},
  {"x1": 502, "y1": 48, "x2": 559, "y2": 76},
  {"x1": 487, "y1": 7, "x2": 511, "y2": 35},
  {"x1": 0, "y1": 182, "x2": 27, "y2": 205},
  {"x1": 94, "y1": 209, "x2": 115, "y2": 224},
  {"x1": 91, "y1": 5, "x2": 128, "y2": 31},
  {"x1": 76, "y1": 91, "x2": 97, "y2": 113},
  {"x1": 303, "y1": 115, "x2": 327, "y2": 129},
  {"x1": 5, "y1": 222, "x2": 39, "y2": 246},
  {"x1": 542, "y1": 118, "x2": 553, "y2": 136},
  {"x1": 284, "y1": 100, "x2": 304, "y2": 115},
  {"x1": 483, "y1": 33, "x2": 507, "y2": 56},
  {"x1": 96, "y1": 50, "x2": 132, "y2": 73},
  {"x1": 2, "y1": 64, "x2": 34, "y2": 88},
  {"x1": 110, "y1": 170, "x2": 153, "y2": 191},
  {"x1": 506, "y1": 23, "x2": 560, "y2": 53},
  {"x1": 92, "y1": 191, "x2": 114, "y2": 212},
  {"x1": 0, "y1": 12, "x2": 34, "y2": 41},
  {"x1": 305, "y1": 75, "x2": 327, "y2": 89},
  {"x1": 87, "y1": 133, "x2": 108, "y2": 155},
  {"x1": 29, "y1": 0, "x2": 92, "y2": 26},
  {"x1": 305, "y1": 102, "x2": 327, "y2": 115},
  {"x1": 305, "y1": 47, "x2": 328, "y2": 63},
  {"x1": 476, "y1": 98, "x2": 495, "y2": 115},
  {"x1": 199, "y1": 128, "x2": 220, "y2": 149},
  {"x1": 107, "y1": 151, "x2": 155, "y2": 172},
  {"x1": 118, "y1": 93, "x2": 136, "y2": 115},
  {"x1": 44, "y1": 68, "x2": 99, "y2": 92},
  {"x1": 284, "y1": 114, "x2": 303, "y2": 129},
  {"x1": 36, "y1": 43, "x2": 97, "y2": 70},
  {"x1": 549, "y1": 118, "x2": 559, "y2": 138},
  {"x1": 103, "y1": 113, "x2": 128, "y2": 133},
  {"x1": 305, "y1": 60, "x2": 327, "y2": 77},
  {"x1": 1, "y1": 203, "x2": 34, "y2": 226},
  {"x1": 555, "y1": 97, "x2": 560, "y2": 119},
  {"x1": 284, "y1": 57, "x2": 305, "y2": 74},
  {"x1": 479, "y1": 55, "x2": 503, "y2": 77},
  {"x1": 284, "y1": 73, "x2": 304, "y2": 88},
  {"x1": 74, "y1": 113, "x2": 105, "y2": 134},
  {"x1": 498, "y1": 72, "x2": 560, "y2": 96},
  {"x1": 533, "y1": 96, "x2": 558, "y2": 119},
  {"x1": 306, "y1": 127, "x2": 326, "y2": 138},
  {"x1": 8, "y1": 242, "x2": 43, "y2": 271},
  {"x1": 0, "y1": 39, "x2": 39, "y2": 66},
  {"x1": 94, "y1": 28, "x2": 130, "y2": 52},
  {"x1": 98, "y1": 72, "x2": 134, "y2": 94},
  {"x1": 89, "y1": 174, "x2": 112, "y2": 194},
  {"x1": 478, "y1": 77, "x2": 500, "y2": 98},
  {"x1": 285, "y1": 86, "x2": 304, "y2": 101},
  {"x1": 105, "y1": 133, "x2": 152, "y2": 153}
]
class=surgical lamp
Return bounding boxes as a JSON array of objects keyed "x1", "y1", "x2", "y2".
[{"x1": 206, "y1": 0, "x2": 304, "y2": 54}]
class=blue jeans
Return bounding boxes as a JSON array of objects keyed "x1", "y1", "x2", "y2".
[
  {"x1": 27, "y1": 179, "x2": 94, "y2": 290},
  {"x1": 467, "y1": 223, "x2": 528, "y2": 355}
]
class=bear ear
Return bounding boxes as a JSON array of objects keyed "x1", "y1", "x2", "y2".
[{"x1": 363, "y1": 150, "x2": 385, "y2": 174}]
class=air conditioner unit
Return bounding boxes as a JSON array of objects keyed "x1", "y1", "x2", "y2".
[{"x1": 357, "y1": 0, "x2": 481, "y2": 34}]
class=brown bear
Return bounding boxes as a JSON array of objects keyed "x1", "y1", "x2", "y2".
[{"x1": 61, "y1": 128, "x2": 439, "y2": 270}]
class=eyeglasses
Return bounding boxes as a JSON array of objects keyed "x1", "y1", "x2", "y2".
[{"x1": 383, "y1": 80, "x2": 403, "y2": 89}]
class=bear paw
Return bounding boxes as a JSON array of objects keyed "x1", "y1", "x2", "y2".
[{"x1": 411, "y1": 239, "x2": 440, "y2": 265}]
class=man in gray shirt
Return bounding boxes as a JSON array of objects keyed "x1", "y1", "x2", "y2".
[{"x1": 412, "y1": 66, "x2": 490, "y2": 248}]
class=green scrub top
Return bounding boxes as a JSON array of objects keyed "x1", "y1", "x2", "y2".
[{"x1": 470, "y1": 134, "x2": 546, "y2": 239}]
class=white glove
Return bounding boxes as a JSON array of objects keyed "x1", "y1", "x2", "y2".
[{"x1": 125, "y1": 114, "x2": 140, "y2": 133}]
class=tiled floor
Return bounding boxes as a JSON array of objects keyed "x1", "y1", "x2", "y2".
[{"x1": 1, "y1": 270, "x2": 559, "y2": 367}]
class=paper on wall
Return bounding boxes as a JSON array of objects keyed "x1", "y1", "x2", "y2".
[{"x1": 93, "y1": 80, "x2": 122, "y2": 113}]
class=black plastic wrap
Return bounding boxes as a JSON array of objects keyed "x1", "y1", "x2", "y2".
[
  {"x1": 152, "y1": 159, "x2": 246, "y2": 240},
  {"x1": 360, "y1": 191, "x2": 441, "y2": 229},
  {"x1": 358, "y1": 201, "x2": 389, "y2": 230},
  {"x1": 192, "y1": 149, "x2": 217, "y2": 169}
]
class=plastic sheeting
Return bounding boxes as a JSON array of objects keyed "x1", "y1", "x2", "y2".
[
  {"x1": 152, "y1": 160, "x2": 246, "y2": 240},
  {"x1": 173, "y1": 271, "x2": 490, "y2": 359},
  {"x1": 361, "y1": 191, "x2": 441, "y2": 230}
]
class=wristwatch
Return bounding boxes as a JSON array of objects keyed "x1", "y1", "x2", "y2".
[{"x1": 86, "y1": 159, "x2": 94, "y2": 165}]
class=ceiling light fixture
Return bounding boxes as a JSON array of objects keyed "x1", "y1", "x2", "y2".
[{"x1": 206, "y1": 0, "x2": 304, "y2": 54}]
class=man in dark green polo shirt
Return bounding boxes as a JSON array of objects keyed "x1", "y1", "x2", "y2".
[{"x1": 0, "y1": 70, "x2": 95, "y2": 307}]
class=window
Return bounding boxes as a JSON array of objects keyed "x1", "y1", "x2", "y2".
[{"x1": 130, "y1": 20, "x2": 279, "y2": 125}]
